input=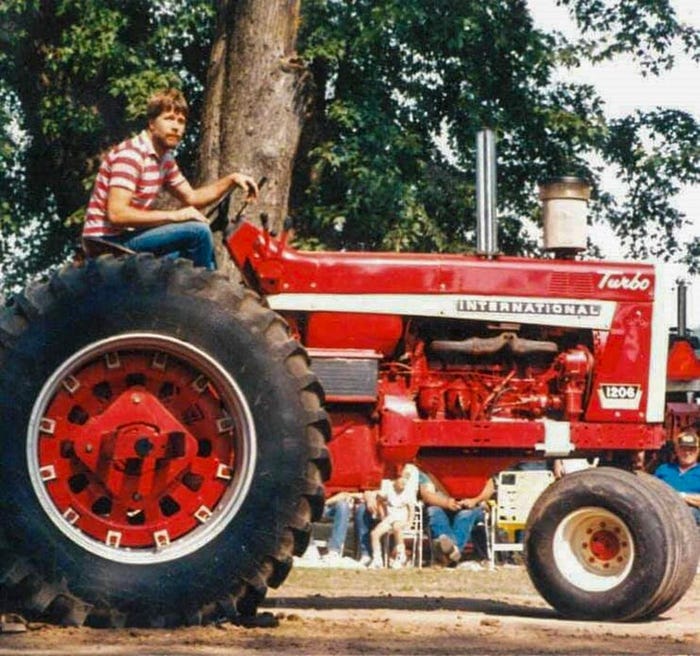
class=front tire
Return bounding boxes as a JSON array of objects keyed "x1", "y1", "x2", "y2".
[
  {"x1": 0, "y1": 255, "x2": 330, "y2": 626},
  {"x1": 524, "y1": 467, "x2": 694, "y2": 621}
]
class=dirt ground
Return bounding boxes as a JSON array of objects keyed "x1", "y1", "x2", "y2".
[{"x1": 1, "y1": 564, "x2": 698, "y2": 655}]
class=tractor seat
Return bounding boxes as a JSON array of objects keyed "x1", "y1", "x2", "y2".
[{"x1": 81, "y1": 237, "x2": 136, "y2": 259}]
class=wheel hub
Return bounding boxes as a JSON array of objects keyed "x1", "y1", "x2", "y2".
[
  {"x1": 71, "y1": 388, "x2": 199, "y2": 501},
  {"x1": 552, "y1": 506, "x2": 635, "y2": 592},
  {"x1": 588, "y1": 527, "x2": 621, "y2": 562}
]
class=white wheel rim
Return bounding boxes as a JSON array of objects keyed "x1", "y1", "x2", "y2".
[{"x1": 552, "y1": 506, "x2": 635, "y2": 592}]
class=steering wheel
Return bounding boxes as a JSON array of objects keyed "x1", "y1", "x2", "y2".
[{"x1": 207, "y1": 176, "x2": 267, "y2": 233}]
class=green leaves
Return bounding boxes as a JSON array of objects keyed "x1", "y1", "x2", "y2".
[
  {"x1": 294, "y1": 0, "x2": 699, "y2": 271},
  {"x1": 559, "y1": 0, "x2": 700, "y2": 75},
  {"x1": 602, "y1": 108, "x2": 700, "y2": 261}
]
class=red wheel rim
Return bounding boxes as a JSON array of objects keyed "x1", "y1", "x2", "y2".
[
  {"x1": 588, "y1": 528, "x2": 621, "y2": 562},
  {"x1": 553, "y1": 507, "x2": 634, "y2": 591},
  {"x1": 28, "y1": 334, "x2": 256, "y2": 563}
]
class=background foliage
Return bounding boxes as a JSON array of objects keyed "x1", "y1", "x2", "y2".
[
  {"x1": 294, "y1": 0, "x2": 700, "y2": 268},
  {"x1": 0, "y1": 0, "x2": 698, "y2": 292}
]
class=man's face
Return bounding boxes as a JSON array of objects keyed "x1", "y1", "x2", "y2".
[
  {"x1": 148, "y1": 109, "x2": 186, "y2": 151},
  {"x1": 675, "y1": 441, "x2": 699, "y2": 468}
]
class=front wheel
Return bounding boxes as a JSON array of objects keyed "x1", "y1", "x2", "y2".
[
  {"x1": 0, "y1": 255, "x2": 330, "y2": 626},
  {"x1": 524, "y1": 467, "x2": 698, "y2": 621}
]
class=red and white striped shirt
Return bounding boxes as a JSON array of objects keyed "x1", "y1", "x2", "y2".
[{"x1": 83, "y1": 131, "x2": 186, "y2": 237}]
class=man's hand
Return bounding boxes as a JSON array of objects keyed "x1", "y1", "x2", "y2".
[
  {"x1": 231, "y1": 173, "x2": 259, "y2": 202},
  {"x1": 172, "y1": 206, "x2": 208, "y2": 223},
  {"x1": 364, "y1": 490, "x2": 379, "y2": 516},
  {"x1": 444, "y1": 497, "x2": 461, "y2": 512},
  {"x1": 681, "y1": 492, "x2": 700, "y2": 508}
]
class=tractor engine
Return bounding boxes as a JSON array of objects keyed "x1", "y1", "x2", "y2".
[{"x1": 404, "y1": 321, "x2": 592, "y2": 422}]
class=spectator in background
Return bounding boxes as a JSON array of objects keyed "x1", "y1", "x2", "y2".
[
  {"x1": 354, "y1": 464, "x2": 419, "y2": 568},
  {"x1": 419, "y1": 470, "x2": 494, "y2": 566},
  {"x1": 368, "y1": 464, "x2": 419, "y2": 569},
  {"x1": 655, "y1": 428, "x2": 700, "y2": 526},
  {"x1": 354, "y1": 494, "x2": 379, "y2": 567},
  {"x1": 319, "y1": 491, "x2": 358, "y2": 564}
]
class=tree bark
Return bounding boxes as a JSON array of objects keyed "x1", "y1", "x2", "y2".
[{"x1": 198, "y1": 0, "x2": 311, "y2": 241}]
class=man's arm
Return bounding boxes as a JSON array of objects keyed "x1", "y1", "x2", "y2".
[
  {"x1": 459, "y1": 478, "x2": 495, "y2": 509},
  {"x1": 172, "y1": 172, "x2": 258, "y2": 209},
  {"x1": 107, "y1": 187, "x2": 207, "y2": 227},
  {"x1": 419, "y1": 484, "x2": 461, "y2": 511},
  {"x1": 680, "y1": 492, "x2": 700, "y2": 507}
]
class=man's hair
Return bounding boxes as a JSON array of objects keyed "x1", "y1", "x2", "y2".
[{"x1": 146, "y1": 88, "x2": 189, "y2": 121}]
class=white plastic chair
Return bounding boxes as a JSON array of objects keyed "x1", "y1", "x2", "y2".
[{"x1": 382, "y1": 501, "x2": 426, "y2": 568}]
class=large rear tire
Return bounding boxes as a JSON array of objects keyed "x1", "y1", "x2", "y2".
[
  {"x1": 524, "y1": 467, "x2": 693, "y2": 621},
  {"x1": 0, "y1": 255, "x2": 330, "y2": 626}
]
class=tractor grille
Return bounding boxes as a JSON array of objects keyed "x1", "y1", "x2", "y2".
[
  {"x1": 549, "y1": 272, "x2": 595, "y2": 296},
  {"x1": 309, "y1": 354, "x2": 379, "y2": 401}
]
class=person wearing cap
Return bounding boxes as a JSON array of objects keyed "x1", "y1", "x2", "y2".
[{"x1": 654, "y1": 428, "x2": 700, "y2": 525}]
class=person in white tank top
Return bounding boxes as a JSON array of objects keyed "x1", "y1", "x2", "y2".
[{"x1": 368, "y1": 464, "x2": 419, "y2": 568}]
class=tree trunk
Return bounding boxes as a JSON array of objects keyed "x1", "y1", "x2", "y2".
[{"x1": 198, "y1": 0, "x2": 311, "y2": 260}]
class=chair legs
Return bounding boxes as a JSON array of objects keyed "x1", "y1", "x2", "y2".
[{"x1": 381, "y1": 531, "x2": 424, "y2": 568}]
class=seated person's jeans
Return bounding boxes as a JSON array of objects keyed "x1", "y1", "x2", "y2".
[
  {"x1": 426, "y1": 505, "x2": 484, "y2": 552},
  {"x1": 104, "y1": 221, "x2": 216, "y2": 270},
  {"x1": 322, "y1": 500, "x2": 351, "y2": 555}
]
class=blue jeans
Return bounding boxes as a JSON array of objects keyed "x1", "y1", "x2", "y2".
[
  {"x1": 323, "y1": 499, "x2": 351, "y2": 554},
  {"x1": 107, "y1": 221, "x2": 216, "y2": 269},
  {"x1": 354, "y1": 502, "x2": 379, "y2": 558},
  {"x1": 426, "y1": 505, "x2": 484, "y2": 552}
]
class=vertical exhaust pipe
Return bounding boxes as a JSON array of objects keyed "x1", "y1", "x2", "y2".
[
  {"x1": 677, "y1": 280, "x2": 687, "y2": 337},
  {"x1": 476, "y1": 129, "x2": 498, "y2": 257}
]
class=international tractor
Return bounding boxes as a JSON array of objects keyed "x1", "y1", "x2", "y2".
[{"x1": 1, "y1": 132, "x2": 698, "y2": 627}]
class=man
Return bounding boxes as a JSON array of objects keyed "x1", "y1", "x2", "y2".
[
  {"x1": 82, "y1": 88, "x2": 258, "y2": 268},
  {"x1": 419, "y1": 470, "x2": 494, "y2": 565},
  {"x1": 655, "y1": 428, "x2": 700, "y2": 525}
]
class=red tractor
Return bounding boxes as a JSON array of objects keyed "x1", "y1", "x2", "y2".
[{"x1": 0, "y1": 134, "x2": 698, "y2": 626}]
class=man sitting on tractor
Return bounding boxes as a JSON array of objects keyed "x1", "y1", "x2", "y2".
[{"x1": 82, "y1": 88, "x2": 258, "y2": 268}]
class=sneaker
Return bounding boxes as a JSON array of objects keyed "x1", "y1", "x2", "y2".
[
  {"x1": 321, "y1": 550, "x2": 343, "y2": 567},
  {"x1": 438, "y1": 535, "x2": 461, "y2": 563},
  {"x1": 432, "y1": 538, "x2": 448, "y2": 566},
  {"x1": 391, "y1": 554, "x2": 407, "y2": 569},
  {"x1": 294, "y1": 543, "x2": 323, "y2": 567},
  {"x1": 368, "y1": 557, "x2": 384, "y2": 569},
  {"x1": 358, "y1": 554, "x2": 372, "y2": 567}
]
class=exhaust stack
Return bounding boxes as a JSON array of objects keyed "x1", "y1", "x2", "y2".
[
  {"x1": 678, "y1": 280, "x2": 687, "y2": 337},
  {"x1": 475, "y1": 129, "x2": 498, "y2": 257}
]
